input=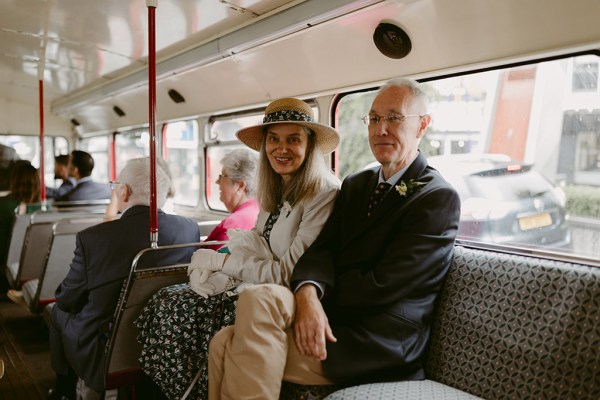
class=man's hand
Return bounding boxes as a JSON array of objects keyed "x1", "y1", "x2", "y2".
[{"x1": 293, "y1": 284, "x2": 337, "y2": 361}]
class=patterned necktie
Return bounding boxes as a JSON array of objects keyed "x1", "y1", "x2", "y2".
[{"x1": 367, "y1": 182, "x2": 391, "y2": 217}]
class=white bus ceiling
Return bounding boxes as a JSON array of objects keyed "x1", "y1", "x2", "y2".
[{"x1": 0, "y1": 0, "x2": 599, "y2": 137}]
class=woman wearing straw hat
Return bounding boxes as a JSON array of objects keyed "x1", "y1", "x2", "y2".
[{"x1": 135, "y1": 97, "x2": 340, "y2": 400}]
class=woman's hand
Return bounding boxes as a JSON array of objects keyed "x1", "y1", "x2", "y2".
[{"x1": 293, "y1": 284, "x2": 337, "y2": 361}]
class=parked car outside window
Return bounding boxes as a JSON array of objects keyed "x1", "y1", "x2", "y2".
[{"x1": 427, "y1": 154, "x2": 571, "y2": 248}]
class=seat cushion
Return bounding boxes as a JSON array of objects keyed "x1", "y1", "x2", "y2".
[{"x1": 324, "y1": 380, "x2": 482, "y2": 400}]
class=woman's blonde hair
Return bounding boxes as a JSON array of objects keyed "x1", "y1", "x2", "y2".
[{"x1": 257, "y1": 126, "x2": 338, "y2": 213}]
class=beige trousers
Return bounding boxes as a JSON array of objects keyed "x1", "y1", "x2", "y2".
[{"x1": 208, "y1": 284, "x2": 331, "y2": 400}]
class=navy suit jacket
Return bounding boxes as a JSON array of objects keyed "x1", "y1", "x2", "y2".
[
  {"x1": 50, "y1": 205, "x2": 200, "y2": 391},
  {"x1": 291, "y1": 152, "x2": 461, "y2": 385},
  {"x1": 55, "y1": 179, "x2": 111, "y2": 202},
  {"x1": 46, "y1": 177, "x2": 76, "y2": 199}
]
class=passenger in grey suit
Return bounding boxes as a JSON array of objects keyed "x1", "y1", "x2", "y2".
[
  {"x1": 46, "y1": 154, "x2": 77, "y2": 199},
  {"x1": 54, "y1": 150, "x2": 111, "y2": 202},
  {"x1": 208, "y1": 78, "x2": 461, "y2": 399},
  {"x1": 48, "y1": 157, "x2": 200, "y2": 399}
]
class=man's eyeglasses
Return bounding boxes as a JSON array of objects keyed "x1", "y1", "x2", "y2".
[
  {"x1": 109, "y1": 181, "x2": 126, "y2": 191},
  {"x1": 361, "y1": 114, "x2": 423, "y2": 126}
]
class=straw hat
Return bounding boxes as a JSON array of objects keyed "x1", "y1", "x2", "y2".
[{"x1": 236, "y1": 98, "x2": 340, "y2": 154}]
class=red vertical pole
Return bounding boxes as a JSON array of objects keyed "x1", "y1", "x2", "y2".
[
  {"x1": 109, "y1": 132, "x2": 117, "y2": 181},
  {"x1": 147, "y1": 0, "x2": 158, "y2": 247},
  {"x1": 38, "y1": 3, "x2": 48, "y2": 211},
  {"x1": 39, "y1": 79, "x2": 47, "y2": 208}
]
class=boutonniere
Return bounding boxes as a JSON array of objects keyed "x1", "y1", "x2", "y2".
[
  {"x1": 395, "y1": 179, "x2": 427, "y2": 197},
  {"x1": 281, "y1": 201, "x2": 292, "y2": 217}
]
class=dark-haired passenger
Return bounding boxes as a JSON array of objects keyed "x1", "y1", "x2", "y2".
[
  {"x1": 0, "y1": 162, "x2": 41, "y2": 294},
  {"x1": 55, "y1": 150, "x2": 111, "y2": 202}
]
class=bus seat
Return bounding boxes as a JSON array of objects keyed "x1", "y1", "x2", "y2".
[
  {"x1": 5, "y1": 210, "x2": 111, "y2": 288},
  {"x1": 105, "y1": 264, "x2": 189, "y2": 390},
  {"x1": 104, "y1": 242, "x2": 224, "y2": 391},
  {"x1": 318, "y1": 245, "x2": 600, "y2": 400},
  {"x1": 197, "y1": 220, "x2": 222, "y2": 239},
  {"x1": 22, "y1": 218, "x2": 104, "y2": 314}
]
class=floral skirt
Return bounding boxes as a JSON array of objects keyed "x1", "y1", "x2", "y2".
[{"x1": 134, "y1": 283, "x2": 238, "y2": 400}]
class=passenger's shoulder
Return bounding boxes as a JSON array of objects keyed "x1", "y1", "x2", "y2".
[
  {"x1": 76, "y1": 218, "x2": 119, "y2": 239},
  {"x1": 321, "y1": 173, "x2": 341, "y2": 192},
  {"x1": 163, "y1": 213, "x2": 198, "y2": 227},
  {"x1": 342, "y1": 167, "x2": 376, "y2": 188},
  {"x1": 304, "y1": 177, "x2": 340, "y2": 210}
]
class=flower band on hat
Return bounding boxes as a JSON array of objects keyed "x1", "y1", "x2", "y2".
[
  {"x1": 236, "y1": 97, "x2": 340, "y2": 155},
  {"x1": 263, "y1": 110, "x2": 313, "y2": 124}
]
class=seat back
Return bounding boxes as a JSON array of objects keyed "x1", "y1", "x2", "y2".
[
  {"x1": 4, "y1": 214, "x2": 31, "y2": 268},
  {"x1": 30, "y1": 209, "x2": 107, "y2": 223},
  {"x1": 104, "y1": 241, "x2": 225, "y2": 390},
  {"x1": 49, "y1": 198, "x2": 111, "y2": 211},
  {"x1": 6, "y1": 221, "x2": 54, "y2": 288},
  {"x1": 425, "y1": 246, "x2": 600, "y2": 400},
  {"x1": 24, "y1": 218, "x2": 104, "y2": 314},
  {"x1": 7, "y1": 210, "x2": 108, "y2": 289},
  {"x1": 197, "y1": 220, "x2": 222, "y2": 239}
]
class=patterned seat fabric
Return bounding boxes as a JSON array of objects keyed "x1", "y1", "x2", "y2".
[
  {"x1": 425, "y1": 246, "x2": 600, "y2": 400},
  {"x1": 324, "y1": 380, "x2": 482, "y2": 400},
  {"x1": 280, "y1": 382, "x2": 339, "y2": 400}
]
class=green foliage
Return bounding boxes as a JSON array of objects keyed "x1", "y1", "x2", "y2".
[
  {"x1": 337, "y1": 92, "x2": 377, "y2": 179},
  {"x1": 564, "y1": 185, "x2": 600, "y2": 219}
]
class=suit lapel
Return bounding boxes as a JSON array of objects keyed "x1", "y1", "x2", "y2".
[{"x1": 346, "y1": 153, "x2": 429, "y2": 244}]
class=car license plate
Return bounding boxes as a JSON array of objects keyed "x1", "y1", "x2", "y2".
[{"x1": 518, "y1": 213, "x2": 552, "y2": 230}]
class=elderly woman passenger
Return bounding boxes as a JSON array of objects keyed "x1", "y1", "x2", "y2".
[{"x1": 204, "y1": 148, "x2": 259, "y2": 249}]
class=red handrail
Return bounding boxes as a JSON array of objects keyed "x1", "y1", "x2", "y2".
[{"x1": 39, "y1": 79, "x2": 46, "y2": 206}]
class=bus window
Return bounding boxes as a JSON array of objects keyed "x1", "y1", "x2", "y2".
[
  {"x1": 335, "y1": 54, "x2": 600, "y2": 260},
  {"x1": 0, "y1": 134, "x2": 69, "y2": 188},
  {"x1": 80, "y1": 135, "x2": 109, "y2": 184},
  {"x1": 206, "y1": 114, "x2": 263, "y2": 211},
  {"x1": 115, "y1": 129, "x2": 150, "y2": 174},
  {"x1": 336, "y1": 91, "x2": 378, "y2": 179},
  {"x1": 164, "y1": 120, "x2": 199, "y2": 207}
]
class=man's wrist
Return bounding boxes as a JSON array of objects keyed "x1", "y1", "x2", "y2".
[{"x1": 295, "y1": 281, "x2": 323, "y2": 299}]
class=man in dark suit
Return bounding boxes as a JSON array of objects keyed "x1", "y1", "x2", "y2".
[
  {"x1": 48, "y1": 157, "x2": 200, "y2": 400},
  {"x1": 208, "y1": 78, "x2": 461, "y2": 398},
  {"x1": 54, "y1": 150, "x2": 111, "y2": 202},
  {"x1": 46, "y1": 154, "x2": 77, "y2": 199}
]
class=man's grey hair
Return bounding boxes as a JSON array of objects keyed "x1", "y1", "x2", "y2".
[
  {"x1": 117, "y1": 157, "x2": 170, "y2": 208},
  {"x1": 379, "y1": 77, "x2": 430, "y2": 113},
  {"x1": 221, "y1": 148, "x2": 258, "y2": 196}
]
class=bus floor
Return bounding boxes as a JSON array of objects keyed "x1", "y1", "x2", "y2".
[
  {"x1": 0, "y1": 296, "x2": 54, "y2": 400},
  {"x1": 0, "y1": 296, "x2": 169, "y2": 400}
]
